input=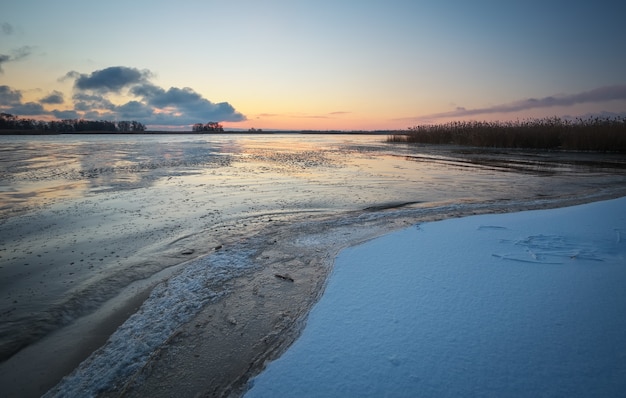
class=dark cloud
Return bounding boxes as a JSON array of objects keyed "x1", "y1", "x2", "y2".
[
  {"x1": 139, "y1": 85, "x2": 202, "y2": 108},
  {"x1": 495, "y1": 85, "x2": 626, "y2": 112},
  {"x1": 0, "y1": 85, "x2": 22, "y2": 105},
  {"x1": 115, "y1": 100, "x2": 154, "y2": 119},
  {"x1": 562, "y1": 110, "x2": 626, "y2": 120},
  {"x1": 1, "y1": 85, "x2": 82, "y2": 119},
  {"x1": 72, "y1": 66, "x2": 152, "y2": 92},
  {"x1": 40, "y1": 90, "x2": 64, "y2": 105},
  {"x1": 131, "y1": 83, "x2": 246, "y2": 122},
  {"x1": 0, "y1": 85, "x2": 47, "y2": 115},
  {"x1": 62, "y1": 66, "x2": 246, "y2": 125},
  {"x1": 129, "y1": 83, "x2": 162, "y2": 99},
  {"x1": 51, "y1": 109, "x2": 80, "y2": 119},
  {"x1": 82, "y1": 110, "x2": 109, "y2": 120},
  {"x1": 2, "y1": 65, "x2": 246, "y2": 127},
  {"x1": 5, "y1": 102, "x2": 46, "y2": 115},
  {"x1": 72, "y1": 93, "x2": 116, "y2": 111},
  {"x1": 416, "y1": 85, "x2": 626, "y2": 121}
]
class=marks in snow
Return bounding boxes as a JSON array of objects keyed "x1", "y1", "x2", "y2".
[{"x1": 493, "y1": 234, "x2": 608, "y2": 264}]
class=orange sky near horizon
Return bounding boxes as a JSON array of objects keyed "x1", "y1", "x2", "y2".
[{"x1": 1, "y1": 1, "x2": 625, "y2": 131}]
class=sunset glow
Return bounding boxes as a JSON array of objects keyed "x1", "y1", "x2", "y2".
[{"x1": 2, "y1": 1, "x2": 625, "y2": 131}]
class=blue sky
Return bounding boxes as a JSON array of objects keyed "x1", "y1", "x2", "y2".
[{"x1": 1, "y1": 0, "x2": 625, "y2": 130}]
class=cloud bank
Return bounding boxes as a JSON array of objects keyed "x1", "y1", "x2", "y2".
[
  {"x1": 58, "y1": 66, "x2": 246, "y2": 126},
  {"x1": 65, "y1": 66, "x2": 152, "y2": 92},
  {"x1": 1, "y1": 66, "x2": 246, "y2": 128},
  {"x1": 0, "y1": 85, "x2": 47, "y2": 115},
  {"x1": 40, "y1": 90, "x2": 64, "y2": 105},
  {"x1": 415, "y1": 85, "x2": 626, "y2": 122}
]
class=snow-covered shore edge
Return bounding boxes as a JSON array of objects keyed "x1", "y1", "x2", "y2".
[
  {"x1": 30, "y1": 189, "x2": 626, "y2": 397},
  {"x1": 244, "y1": 194, "x2": 626, "y2": 397}
]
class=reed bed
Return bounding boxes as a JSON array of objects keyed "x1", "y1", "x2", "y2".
[{"x1": 388, "y1": 117, "x2": 626, "y2": 151}]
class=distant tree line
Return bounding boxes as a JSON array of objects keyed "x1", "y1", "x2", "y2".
[
  {"x1": 0, "y1": 112, "x2": 146, "y2": 133},
  {"x1": 192, "y1": 122, "x2": 224, "y2": 132}
]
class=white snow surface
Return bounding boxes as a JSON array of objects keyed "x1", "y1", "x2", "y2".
[{"x1": 245, "y1": 197, "x2": 626, "y2": 398}]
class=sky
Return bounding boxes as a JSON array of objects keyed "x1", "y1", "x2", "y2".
[{"x1": 1, "y1": 0, "x2": 625, "y2": 131}]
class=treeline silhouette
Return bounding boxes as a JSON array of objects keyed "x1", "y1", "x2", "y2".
[
  {"x1": 192, "y1": 122, "x2": 224, "y2": 132},
  {"x1": 0, "y1": 113, "x2": 146, "y2": 133},
  {"x1": 388, "y1": 117, "x2": 626, "y2": 151}
]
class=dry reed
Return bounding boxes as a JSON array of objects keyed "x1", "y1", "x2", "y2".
[{"x1": 388, "y1": 117, "x2": 626, "y2": 151}]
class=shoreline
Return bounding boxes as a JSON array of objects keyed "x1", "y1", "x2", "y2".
[
  {"x1": 0, "y1": 267, "x2": 167, "y2": 397},
  {"x1": 34, "y1": 188, "x2": 626, "y2": 397},
  {"x1": 245, "y1": 195, "x2": 626, "y2": 397},
  {"x1": 2, "y1": 133, "x2": 625, "y2": 397}
]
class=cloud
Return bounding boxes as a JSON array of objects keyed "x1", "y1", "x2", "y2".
[
  {"x1": 130, "y1": 83, "x2": 246, "y2": 123},
  {"x1": 5, "y1": 102, "x2": 46, "y2": 116},
  {"x1": 70, "y1": 66, "x2": 152, "y2": 92},
  {"x1": 3, "y1": 65, "x2": 246, "y2": 127},
  {"x1": 11, "y1": 46, "x2": 32, "y2": 61},
  {"x1": 0, "y1": 46, "x2": 33, "y2": 73},
  {"x1": 51, "y1": 109, "x2": 80, "y2": 119},
  {"x1": 116, "y1": 100, "x2": 154, "y2": 119},
  {"x1": 16, "y1": 102, "x2": 46, "y2": 115},
  {"x1": 562, "y1": 110, "x2": 626, "y2": 121},
  {"x1": 129, "y1": 83, "x2": 162, "y2": 98},
  {"x1": 0, "y1": 55, "x2": 10, "y2": 73},
  {"x1": 72, "y1": 92, "x2": 116, "y2": 111},
  {"x1": 40, "y1": 90, "x2": 64, "y2": 105},
  {"x1": 62, "y1": 66, "x2": 246, "y2": 125},
  {"x1": 0, "y1": 86, "x2": 45, "y2": 116},
  {"x1": 132, "y1": 84, "x2": 194, "y2": 107},
  {"x1": 1, "y1": 22, "x2": 13, "y2": 35},
  {"x1": 0, "y1": 85, "x2": 88, "y2": 118},
  {"x1": 415, "y1": 85, "x2": 626, "y2": 121},
  {"x1": 0, "y1": 85, "x2": 22, "y2": 105},
  {"x1": 82, "y1": 110, "x2": 108, "y2": 120},
  {"x1": 59, "y1": 70, "x2": 80, "y2": 82}
]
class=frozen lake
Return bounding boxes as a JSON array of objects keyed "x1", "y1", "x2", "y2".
[{"x1": 1, "y1": 133, "x2": 625, "y2": 396}]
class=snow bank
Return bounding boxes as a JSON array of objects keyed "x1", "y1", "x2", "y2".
[{"x1": 245, "y1": 197, "x2": 626, "y2": 397}]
